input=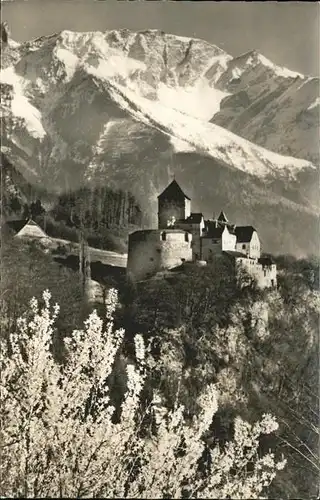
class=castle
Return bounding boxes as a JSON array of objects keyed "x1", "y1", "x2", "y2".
[{"x1": 127, "y1": 180, "x2": 277, "y2": 288}]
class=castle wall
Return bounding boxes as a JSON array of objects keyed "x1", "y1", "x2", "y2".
[
  {"x1": 259, "y1": 264, "x2": 277, "y2": 288},
  {"x1": 185, "y1": 199, "x2": 191, "y2": 219},
  {"x1": 191, "y1": 233, "x2": 201, "y2": 260},
  {"x1": 236, "y1": 231, "x2": 260, "y2": 259},
  {"x1": 236, "y1": 242, "x2": 250, "y2": 257},
  {"x1": 235, "y1": 258, "x2": 277, "y2": 288},
  {"x1": 249, "y1": 232, "x2": 261, "y2": 259},
  {"x1": 222, "y1": 228, "x2": 237, "y2": 252},
  {"x1": 127, "y1": 231, "x2": 162, "y2": 281},
  {"x1": 160, "y1": 231, "x2": 192, "y2": 269},
  {"x1": 158, "y1": 200, "x2": 185, "y2": 229},
  {"x1": 201, "y1": 227, "x2": 236, "y2": 262},
  {"x1": 201, "y1": 238, "x2": 222, "y2": 262},
  {"x1": 175, "y1": 219, "x2": 205, "y2": 260},
  {"x1": 127, "y1": 229, "x2": 192, "y2": 281},
  {"x1": 236, "y1": 258, "x2": 262, "y2": 283},
  {"x1": 158, "y1": 199, "x2": 191, "y2": 229}
]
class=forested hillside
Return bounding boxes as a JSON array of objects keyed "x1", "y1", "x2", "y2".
[
  {"x1": 49, "y1": 186, "x2": 143, "y2": 250},
  {"x1": 115, "y1": 257, "x2": 319, "y2": 499},
  {"x1": 1, "y1": 154, "x2": 143, "y2": 252}
]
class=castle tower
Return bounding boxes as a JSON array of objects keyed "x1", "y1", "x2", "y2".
[{"x1": 158, "y1": 180, "x2": 191, "y2": 229}]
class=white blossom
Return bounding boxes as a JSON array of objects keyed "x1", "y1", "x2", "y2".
[{"x1": 0, "y1": 289, "x2": 286, "y2": 498}]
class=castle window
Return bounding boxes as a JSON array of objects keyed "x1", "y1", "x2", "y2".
[
  {"x1": 184, "y1": 232, "x2": 189, "y2": 242},
  {"x1": 161, "y1": 231, "x2": 166, "y2": 241},
  {"x1": 242, "y1": 244, "x2": 246, "y2": 250}
]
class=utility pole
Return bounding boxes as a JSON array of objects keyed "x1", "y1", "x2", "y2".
[{"x1": 79, "y1": 227, "x2": 91, "y2": 302}]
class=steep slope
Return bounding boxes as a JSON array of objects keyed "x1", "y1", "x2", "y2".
[
  {"x1": 0, "y1": 154, "x2": 53, "y2": 218},
  {"x1": 211, "y1": 50, "x2": 319, "y2": 164},
  {"x1": 0, "y1": 28, "x2": 318, "y2": 256}
]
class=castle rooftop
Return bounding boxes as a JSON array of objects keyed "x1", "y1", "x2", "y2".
[
  {"x1": 203, "y1": 225, "x2": 224, "y2": 239},
  {"x1": 158, "y1": 179, "x2": 191, "y2": 200},
  {"x1": 184, "y1": 213, "x2": 203, "y2": 224},
  {"x1": 234, "y1": 226, "x2": 256, "y2": 242}
]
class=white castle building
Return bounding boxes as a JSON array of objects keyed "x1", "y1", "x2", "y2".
[{"x1": 127, "y1": 180, "x2": 277, "y2": 288}]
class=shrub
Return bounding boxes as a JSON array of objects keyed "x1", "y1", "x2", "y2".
[{"x1": 0, "y1": 289, "x2": 286, "y2": 498}]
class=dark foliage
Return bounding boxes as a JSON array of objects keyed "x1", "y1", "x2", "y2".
[
  {"x1": 116, "y1": 254, "x2": 319, "y2": 499},
  {"x1": 1, "y1": 155, "x2": 143, "y2": 252},
  {"x1": 50, "y1": 186, "x2": 142, "y2": 249},
  {"x1": 0, "y1": 238, "x2": 84, "y2": 344}
]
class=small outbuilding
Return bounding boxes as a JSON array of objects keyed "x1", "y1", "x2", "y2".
[{"x1": 3, "y1": 218, "x2": 49, "y2": 241}]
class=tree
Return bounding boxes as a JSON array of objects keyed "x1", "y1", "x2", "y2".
[
  {"x1": 131, "y1": 258, "x2": 247, "y2": 335},
  {"x1": 0, "y1": 238, "x2": 83, "y2": 338},
  {"x1": 0, "y1": 289, "x2": 286, "y2": 498},
  {"x1": 129, "y1": 257, "x2": 319, "y2": 499},
  {"x1": 29, "y1": 199, "x2": 45, "y2": 219}
]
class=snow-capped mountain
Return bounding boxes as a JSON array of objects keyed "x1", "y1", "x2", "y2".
[
  {"x1": 0, "y1": 28, "x2": 319, "y2": 256},
  {"x1": 211, "y1": 49, "x2": 319, "y2": 165}
]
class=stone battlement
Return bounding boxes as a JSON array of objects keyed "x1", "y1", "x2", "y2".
[{"x1": 127, "y1": 228, "x2": 192, "y2": 281}]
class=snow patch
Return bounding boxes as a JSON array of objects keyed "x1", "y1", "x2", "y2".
[
  {"x1": 228, "y1": 55, "x2": 254, "y2": 82},
  {"x1": 157, "y1": 80, "x2": 230, "y2": 120},
  {"x1": 307, "y1": 97, "x2": 320, "y2": 111},
  {"x1": 170, "y1": 136, "x2": 196, "y2": 153},
  {"x1": 85, "y1": 54, "x2": 146, "y2": 81},
  {"x1": 8, "y1": 39, "x2": 21, "y2": 48},
  {"x1": 204, "y1": 54, "x2": 232, "y2": 84},
  {"x1": 0, "y1": 68, "x2": 46, "y2": 139},
  {"x1": 54, "y1": 47, "x2": 79, "y2": 80},
  {"x1": 95, "y1": 120, "x2": 118, "y2": 155},
  {"x1": 233, "y1": 50, "x2": 304, "y2": 80},
  {"x1": 87, "y1": 120, "x2": 120, "y2": 174},
  {"x1": 257, "y1": 53, "x2": 303, "y2": 79},
  {"x1": 35, "y1": 77, "x2": 47, "y2": 94},
  {"x1": 107, "y1": 81, "x2": 315, "y2": 179},
  {"x1": 163, "y1": 33, "x2": 191, "y2": 43},
  {"x1": 11, "y1": 95, "x2": 46, "y2": 139},
  {"x1": 231, "y1": 67, "x2": 243, "y2": 80}
]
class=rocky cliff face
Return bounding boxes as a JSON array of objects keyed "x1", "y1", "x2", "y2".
[
  {"x1": 0, "y1": 28, "x2": 319, "y2": 256},
  {"x1": 211, "y1": 49, "x2": 319, "y2": 164}
]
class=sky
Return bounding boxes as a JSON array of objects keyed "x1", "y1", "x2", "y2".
[{"x1": 1, "y1": 0, "x2": 319, "y2": 76}]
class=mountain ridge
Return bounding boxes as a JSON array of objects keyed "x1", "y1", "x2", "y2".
[{"x1": 0, "y1": 27, "x2": 319, "y2": 256}]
